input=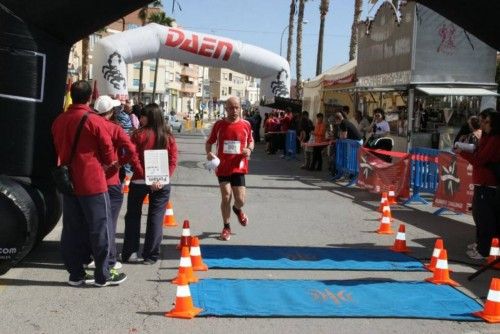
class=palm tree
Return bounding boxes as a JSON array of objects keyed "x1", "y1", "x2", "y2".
[
  {"x1": 295, "y1": 0, "x2": 306, "y2": 98},
  {"x1": 137, "y1": 1, "x2": 163, "y2": 102},
  {"x1": 286, "y1": 0, "x2": 296, "y2": 65},
  {"x1": 349, "y1": 0, "x2": 363, "y2": 61},
  {"x1": 316, "y1": 0, "x2": 330, "y2": 75},
  {"x1": 147, "y1": 12, "x2": 176, "y2": 101}
]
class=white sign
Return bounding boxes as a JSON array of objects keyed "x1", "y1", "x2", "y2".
[{"x1": 144, "y1": 149, "x2": 169, "y2": 185}]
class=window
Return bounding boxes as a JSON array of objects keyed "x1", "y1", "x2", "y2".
[
  {"x1": 229, "y1": 73, "x2": 232, "y2": 81},
  {"x1": 150, "y1": 82, "x2": 154, "y2": 88},
  {"x1": 133, "y1": 63, "x2": 141, "y2": 69},
  {"x1": 127, "y1": 23, "x2": 139, "y2": 30},
  {"x1": 132, "y1": 79, "x2": 139, "y2": 87},
  {"x1": 228, "y1": 87, "x2": 232, "y2": 95}
]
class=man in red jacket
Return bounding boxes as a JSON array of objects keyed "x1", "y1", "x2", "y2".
[
  {"x1": 205, "y1": 96, "x2": 254, "y2": 241},
  {"x1": 52, "y1": 81, "x2": 126, "y2": 287}
]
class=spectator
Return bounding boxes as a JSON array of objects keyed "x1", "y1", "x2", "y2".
[
  {"x1": 365, "y1": 108, "x2": 390, "y2": 148},
  {"x1": 310, "y1": 113, "x2": 327, "y2": 171},
  {"x1": 299, "y1": 111, "x2": 314, "y2": 169},
  {"x1": 93, "y1": 95, "x2": 144, "y2": 271},
  {"x1": 457, "y1": 116, "x2": 481, "y2": 146},
  {"x1": 456, "y1": 109, "x2": 500, "y2": 260},
  {"x1": 52, "y1": 80, "x2": 126, "y2": 287},
  {"x1": 355, "y1": 111, "x2": 372, "y2": 142},
  {"x1": 122, "y1": 103, "x2": 178, "y2": 264},
  {"x1": 124, "y1": 99, "x2": 139, "y2": 129}
]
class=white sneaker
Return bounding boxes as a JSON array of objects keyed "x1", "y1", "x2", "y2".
[
  {"x1": 113, "y1": 261, "x2": 122, "y2": 270},
  {"x1": 466, "y1": 248, "x2": 486, "y2": 260},
  {"x1": 126, "y1": 252, "x2": 143, "y2": 263},
  {"x1": 467, "y1": 243, "x2": 477, "y2": 250},
  {"x1": 85, "y1": 261, "x2": 96, "y2": 269}
]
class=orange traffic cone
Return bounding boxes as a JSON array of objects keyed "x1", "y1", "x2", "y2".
[
  {"x1": 390, "y1": 224, "x2": 409, "y2": 252},
  {"x1": 143, "y1": 194, "x2": 149, "y2": 205},
  {"x1": 425, "y1": 249, "x2": 459, "y2": 286},
  {"x1": 426, "y1": 239, "x2": 444, "y2": 271},
  {"x1": 177, "y1": 220, "x2": 191, "y2": 250},
  {"x1": 473, "y1": 278, "x2": 500, "y2": 323},
  {"x1": 163, "y1": 201, "x2": 177, "y2": 227},
  {"x1": 387, "y1": 186, "x2": 397, "y2": 205},
  {"x1": 165, "y1": 273, "x2": 203, "y2": 319},
  {"x1": 380, "y1": 202, "x2": 394, "y2": 222},
  {"x1": 172, "y1": 246, "x2": 198, "y2": 284},
  {"x1": 378, "y1": 192, "x2": 389, "y2": 212},
  {"x1": 123, "y1": 175, "x2": 131, "y2": 193},
  {"x1": 190, "y1": 236, "x2": 208, "y2": 271},
  {"x1": 377, "y1": 206, "x2": 394, "y2": 234},
  {"x1": 486, "y1": 238, "x2": 500, "y2": 269}
]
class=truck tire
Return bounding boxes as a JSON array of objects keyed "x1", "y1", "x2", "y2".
[{"x1": 0, "y1": 175, "x2": 39, "y2": 275}]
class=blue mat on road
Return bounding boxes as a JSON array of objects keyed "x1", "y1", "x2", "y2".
[
  {"x1": 191, "y1": 279, "x2": 482, "y2": 320},
  {"x1": 200, "y1": 245, "x2": 424, "y2": 271}
]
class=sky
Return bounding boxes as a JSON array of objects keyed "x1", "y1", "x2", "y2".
[{"x1": 163, "y1": 0, "x2": 381, "y2": 81}]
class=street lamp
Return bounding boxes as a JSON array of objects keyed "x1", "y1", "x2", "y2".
[{"x1": 280, "y1": 19, "x2": 308, "y2": 57}]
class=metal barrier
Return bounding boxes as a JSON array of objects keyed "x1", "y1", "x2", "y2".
[
  {"x1": 332, "y1": 139, "x2": 361, "y2": 187},
  {"x1": 284, "y1": 130, "x2": 297, "y2": 160},
  {"x1": 403, "y1": 147, "x2": 440, "y2": 205}
]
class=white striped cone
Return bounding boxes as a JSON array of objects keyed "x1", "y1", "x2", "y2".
[
  {"x1": 177, "y1": 220, "x2": 191, "y2": 249},
  {"x1": 190, "y1": 237, "x2": 208, "y2": 271},
  {"x1": 172, "y1": 246, "x2": 198, "y2": 284},
  {"x1": 473, "y1": 278, "x2": 500, "y2": 323},
  {"x1": 390, "y1": 224, "x2": 409, "y2": 252},
  {"x1": 425, "y1": 249, "x2": 458, "y2": 286},
  {"x1": 165, "y1": 274, "x2": 202, "y2": 319}
]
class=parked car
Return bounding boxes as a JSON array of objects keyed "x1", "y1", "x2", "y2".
[{"x1": 167, "y1": 115, "x2": 183, "y2": 133}]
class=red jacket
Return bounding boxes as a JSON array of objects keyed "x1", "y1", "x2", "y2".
[
  {"x1": 52, "y1": 104, "x2": 114, "y2": 195},
  {"x1": 460, "y1": 134, "x2": 500, "y2": 186},
  {"x1": 101, "y1": 117, "x2": 144, "y2": 185},
  {"x1": 130, "y1": 128, "x2": 178, "y2": 181}
]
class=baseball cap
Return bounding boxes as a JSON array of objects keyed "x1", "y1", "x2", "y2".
[{"x1": 94, "y1": 96, "x2": 121, "y2": 114}]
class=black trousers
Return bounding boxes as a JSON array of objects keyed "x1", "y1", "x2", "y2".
[
  {"x1": 122, "y1": 183, "x2": 171, "y2": 262},
  {"x1": 311, "y1": 146, "x2": 324, "y2": 171},
  {"x1": 61, "y1": 192, "x2": 111, "y2": 284},
  {"x1": 472, "y1": 186, "x2": 500, "y2": 256}
]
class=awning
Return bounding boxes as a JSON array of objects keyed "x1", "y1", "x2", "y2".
[
  {"x1": 416, "y1": 87, "x2": 499, "y2": 96},
  {"x1": 264, "y1": 97, "x2": 302, "y2": 113}
]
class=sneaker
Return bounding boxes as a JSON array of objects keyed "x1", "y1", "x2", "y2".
[
  {"x1": 143, "y1": 258, "x2": 157, "y2": 265},
  {"x1": 123, "y1": 252, "x2": 143, "y2": 263},
  {"x1": 466, "y1": 248, "x2": 486, "y2": 260},
  {"x1": 232, "y1": 206, "x2": 248, "y2": 227},
  {"x1": 467, "y1": 243, "x2": 477, "y2": 250},
  {"x1": 94, "y1": 270, "x2": 127, "y2": 287},
  {"x1": 219, "y1": 227, "x2": 231, "y2": 241},
  {"x1": 68, "y1": 273, "x2": 95, "y2": 286},
  {"x1": 84, "y1": 260, "x2": 95, "y2": 269},
  {"x1": 112, "y1": 261, "x2": 123, "y2": 270}
]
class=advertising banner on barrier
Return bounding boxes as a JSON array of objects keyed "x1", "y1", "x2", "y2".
[
  {"x1": 433, "y1": 152, "x2": 473, "y2": 213},
  {"x1": 357, "y1": 148, "x2": 411, "y2": 198}
]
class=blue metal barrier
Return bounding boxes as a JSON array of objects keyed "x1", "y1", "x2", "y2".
[
  {"x1": 332, "y1": 139, "x2": 361, "y2": 187},
  {"x1": 403, "y1": 147, "x2": 440, "y2": 205},
  {"x1": 285, "y1": 130, "x2": 297, "y2": 160}
]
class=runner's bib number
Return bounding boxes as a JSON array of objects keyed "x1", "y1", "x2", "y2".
[{"x1": 223, "y1": 140, "x2": 241, "y2": 154}]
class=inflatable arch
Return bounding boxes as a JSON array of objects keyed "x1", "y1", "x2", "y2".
[{"x1": 94, "y1": 23, "x2": 291, "y2": 103}]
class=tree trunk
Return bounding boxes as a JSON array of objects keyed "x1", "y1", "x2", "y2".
[
  {"x1": 349, "y1": 0, "x2": 363, "y2": 61},
  {"x1": 81, "y1": 36, "x2": 89, "y2": 80},
  {"x1": 295, "y1": 0, "x2": 305, "y2": 98},
  {"x1": 152, "y1": 57, "x2": 159, "y2": 102},
  {"x1": 286, "y1": 0, "x2": 296, "y2": 65},
  {"x1": 316, "y1": 0, "x2": 329, "y2": 76}
]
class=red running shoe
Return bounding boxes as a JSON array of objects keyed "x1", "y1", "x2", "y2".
[
  {"x1": 219, "y1": 227, "x2": 231, "y2": 241},
  {"x1": 233, "y1": 206, "x2": 248, "y2": 226}
]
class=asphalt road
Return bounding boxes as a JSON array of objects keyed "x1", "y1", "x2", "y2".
[{"x1": 0, "y1": 125, "x2": 497, "y2": 334}]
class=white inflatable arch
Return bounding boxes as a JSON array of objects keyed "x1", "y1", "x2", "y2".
[{"x1": 94, "y1": 23, "x2": 290, "y2": 103}]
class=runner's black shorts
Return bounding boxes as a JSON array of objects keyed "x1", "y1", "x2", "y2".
[{"x1": 218, "y1": 173, "x2": 246, "y2": 187}]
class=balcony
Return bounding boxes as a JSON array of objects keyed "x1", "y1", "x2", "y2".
[
  {"x1": 180, "y1": 66, "x2": 198, "y2": 78},
  {"x1": 180, "y1": 82, "x2": 198, "y2": 94}
]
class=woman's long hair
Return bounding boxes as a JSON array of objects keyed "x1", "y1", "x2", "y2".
[{"x1": 140, "y1": 103, "x2": 172, "y2": 149}]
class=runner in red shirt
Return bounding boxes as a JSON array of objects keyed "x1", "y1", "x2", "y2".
[{"x1": 205, "y1": 96, "x2": 254, "y2": 241}]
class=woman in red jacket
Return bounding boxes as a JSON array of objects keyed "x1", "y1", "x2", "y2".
[
  {"x1": 121, "y1": 103, "x2": 178, "y2": 265},
  {"x1": 456, "y1": 109, "x2": 500, "y2": 260}
]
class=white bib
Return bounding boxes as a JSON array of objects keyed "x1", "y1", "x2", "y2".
[{"x1": 223, "y1": 140, "x2": 241, "y2": 154}]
